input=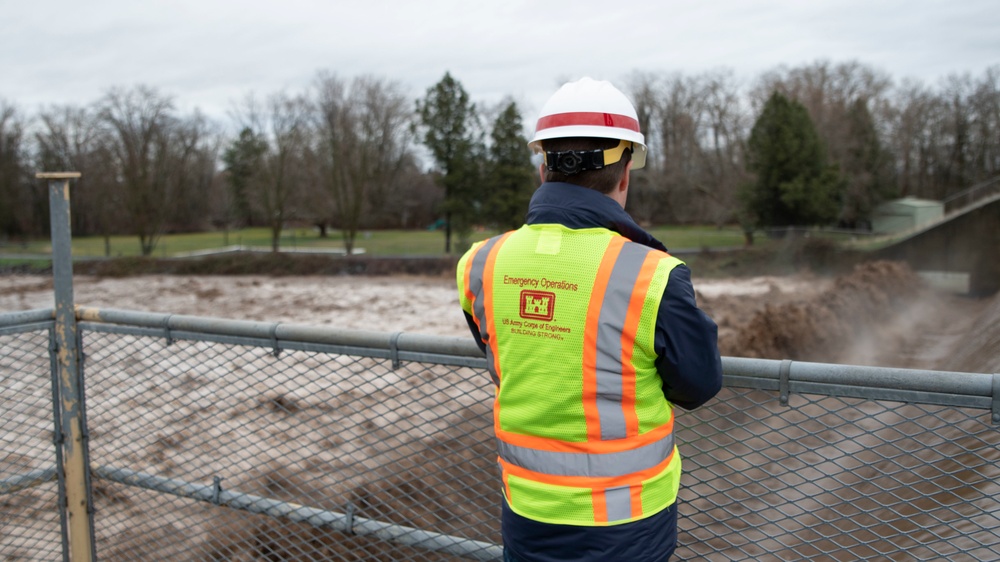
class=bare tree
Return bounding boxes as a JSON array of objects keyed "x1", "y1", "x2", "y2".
[
  {"x1": 35, "y1": 104, "x2": 121, "y2": 253},
  {"x1": 625, "y1": 71, "x2": 749, "y2": 227},
  {"x1": 233, "y1": 92, "x2": 313, "y2": 252},
  {"x1": 658, "y1": 73, "x2": 706, "y2": 224},
  {"x1": 886, "y1": 74, "x2": 993, "y2": 201},
  {"x1": 314, "y1": 73, "x2": 413, "y2": 254},
  {"x1": 98, "y1": 86, "x2": 179, "y2": 255},
  {"x1": 695, "y1": 70, "x2": 750, "y2": 226},
  {"x1": 384, "y1": 159, "x2": 441, "y2": 229},
  {"x1": 888, "y1": 79, "x2": 938, "y2": 197},
  {"x1": 168, "y1": 111, "x2": 221, "y2": 232},
  {"x1": 938, "y1": 74, "x2": 976, "y2": 193},
  {"x1": 933, "y1": 69, "x2": 1000, "y2": 194},
  {"x1": 970, "y1": 66, "x2": 1000, "y2": 180},
  {"x1": 623, "y1": 72, "x2": 667, "y2": 225},
  {"x1": 296, "y1": 129, "x2": 330, "y2": 238},
  {"x1": 626, "y1": 72, "x2": 661, "y2": 171}
]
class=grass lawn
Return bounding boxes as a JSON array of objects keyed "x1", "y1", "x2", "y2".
[
  {"x1": 2, "y1": 226, "x2": 868, "y2": 280},
  {"x1": 3, "y1": 225, "x2": 749, "y2": 259}
]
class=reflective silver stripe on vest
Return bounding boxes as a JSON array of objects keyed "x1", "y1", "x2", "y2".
[
  {"x1": 605, "y1": 485, "x2": 633, "y2": 522},
  {"x1": 496, "y1": 432, "x2": 674, "y2": 478},
  {"x1": 467, "y1": 236, "x2": 504, "y2": 386},
  {"x1": 594, "y1": 241, "x2": 652, "y2": 440}
]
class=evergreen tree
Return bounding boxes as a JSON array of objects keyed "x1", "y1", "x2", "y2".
[
  {"x1": 222, "y1": 127, "x2": 267, "y2": 227},
  {"x1": 741, "y1": 92, "x2": 843, "y2": 230},
  {"x1": 0, "y1": 103, "x2": 29, "y2": 236},
  {"x1": 416, "y1": 72, "x2": 483, "y2": 253},
  {"x1": 485, "y1": 101, "x2": 535, "y2": 230}
]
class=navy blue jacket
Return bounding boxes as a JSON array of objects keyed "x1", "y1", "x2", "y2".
[{"x1": 464, "y1": 182, "x2": 723, "y2": 562}]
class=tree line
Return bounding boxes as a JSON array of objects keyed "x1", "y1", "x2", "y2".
[
  {"x1": 1, "y1": 61, "x2": 997, "y2": 254},
  {"x1": 626, "y1": 61, "x2": 999, "y2": 236}
]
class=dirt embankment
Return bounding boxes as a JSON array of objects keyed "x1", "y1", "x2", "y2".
[
  {"x1": 725, "y1": 260, "x2": 922, "y2": 361},
  {"x1": 711, "y1": 260, "x2": 998, "y2": 372}
]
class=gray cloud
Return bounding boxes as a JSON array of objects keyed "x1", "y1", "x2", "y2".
[{"x1": 3, "y1": 0, "x2": 997, "y2": 123}]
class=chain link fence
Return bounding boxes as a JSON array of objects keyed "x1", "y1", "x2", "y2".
[
  {"x1": 1, "y1": 313, "x2": 66, "y2": 562},
  {"x1": 2, "y1": 307, "x2": 999, "y2": 561},
  {"x1": 677, "y1": 384, "x2": 1000, "y2": 560},
  {"x1": 79, "y1": 314, "x2": 499, "y2": 561}
]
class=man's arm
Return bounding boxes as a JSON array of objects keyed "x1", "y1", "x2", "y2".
[
  {"x1": 654, "y1": 264, "x2": 723, "y2": 410},
  {"x1": 464, "y1": 311, "x2": 488, "y2": 354},
  {"x1": 457, "y1": 241, "x2": 489, "y2": 355}
]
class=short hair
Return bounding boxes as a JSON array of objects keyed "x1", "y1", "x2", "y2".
[{"x1": 540, "y1": 137, "x2": 631, "y2": 194}]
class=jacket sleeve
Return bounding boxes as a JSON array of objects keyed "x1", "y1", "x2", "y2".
[
  {"x1": 654, "y1": 264, "x2": 723, "y2": 410},
  {"x1": 464, "y1": 311, "x2": 488, "y2": 355},
  {"x1": 457, "y1": 242, "x2": 489, "y2": 355}
]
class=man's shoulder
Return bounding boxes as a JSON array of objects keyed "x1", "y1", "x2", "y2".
[
  {"x1": 618, "y1": 239, "x2": 687, "y2": 272},
  {"x1": 456, "y1": 232, "x2": 518, "y2": 274}
]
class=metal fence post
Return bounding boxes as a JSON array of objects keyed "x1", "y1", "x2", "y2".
[
  {"x1": 48, "y1": 325, "x2": 72, "y2": 562},
  {"x1": 992, "y1": 373, "x2": 1000, "y2": 425},
  {"x1": 38, "y1": 172, "x2": 95, "y2": 562}
]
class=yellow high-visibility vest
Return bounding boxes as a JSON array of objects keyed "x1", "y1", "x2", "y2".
[{"x1": 457, "y1": 223, "x2": 685, "y2": 526}]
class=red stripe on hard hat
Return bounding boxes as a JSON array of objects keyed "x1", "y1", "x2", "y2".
[{"x1": 536, "y1": 112, "x2": 640, "y2": 133}]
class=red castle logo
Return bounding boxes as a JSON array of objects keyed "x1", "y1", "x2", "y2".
[{"x1": 520, "y1": 290, "x2": 555, "y2": 321}]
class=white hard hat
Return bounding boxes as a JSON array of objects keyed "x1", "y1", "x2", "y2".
[{"x1": 529, "y1": 77, "x2": 647, "y2": 169}]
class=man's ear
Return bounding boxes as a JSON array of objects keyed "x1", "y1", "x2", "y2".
[
  {"x1": 611, "y1": 160, "x2": 633, "y2": 208},
  {"x1": 619, "y1": 160, "x2": 633, "y2": 192}
]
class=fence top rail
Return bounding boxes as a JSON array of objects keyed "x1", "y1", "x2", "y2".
[
  {"x1": 5, "y1": 306, "x2": 993, "y2": 404},
  {"x1": 724, "y1": 356, "x2": 995, "y2": 399},
  {"x1": 0, "y1": 308, "x2": 54, "y2": 328},
  {"x1": 75, "y1": 305, "x2": 484, "y2": 359}
]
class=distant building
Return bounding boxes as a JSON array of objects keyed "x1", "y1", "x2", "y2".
[{"x1": 872, "y1": 197, "x2": 944, "y2": 234}]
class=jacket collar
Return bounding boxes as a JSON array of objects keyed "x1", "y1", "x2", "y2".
[{"x1": 524, "y1": 182, "x2": 668, "y2": 252}]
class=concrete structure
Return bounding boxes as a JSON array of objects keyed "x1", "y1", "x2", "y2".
[
  {"x1": 875, "y1": 193, "x2": 1000, "y2": 295},
  {"x1": 872, "y1": 197, "x2": 944, "y2": 234}
]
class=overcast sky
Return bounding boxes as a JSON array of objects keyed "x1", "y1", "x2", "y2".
[{"x1": 2, "y1": 0, "x2": 998, "y2": 127}]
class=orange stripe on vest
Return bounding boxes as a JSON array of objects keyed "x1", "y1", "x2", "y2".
[{"x1": 582, "y1": 236, "x2": 626, "y2": 441}]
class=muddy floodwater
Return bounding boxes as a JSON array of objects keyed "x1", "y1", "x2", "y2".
[{"x1": 3, "y1": 262, "x2": 996, "y2": 372}]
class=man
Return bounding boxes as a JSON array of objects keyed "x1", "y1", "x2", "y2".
[{"x1": 457, "y1": 77, "x2": 722, "y2": 562}]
